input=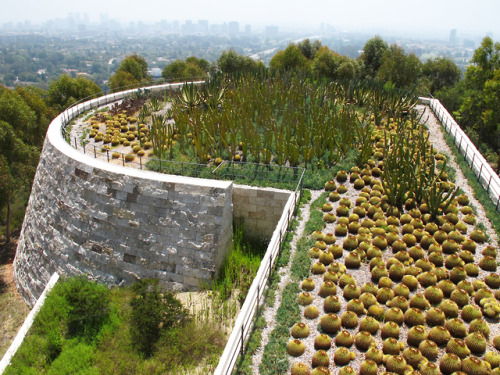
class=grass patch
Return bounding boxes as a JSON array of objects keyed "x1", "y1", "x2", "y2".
[{"x1": 211, "y1": 223, "x2": 266, "y2": 306}]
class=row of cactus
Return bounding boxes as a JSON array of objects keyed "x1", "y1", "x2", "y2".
[{"x1": 168, "y1": 73, "x2": 418, "y2": 166}]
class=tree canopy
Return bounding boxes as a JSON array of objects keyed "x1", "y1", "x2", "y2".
[
  {"x1": 109, "y1": 54, "x2": 153, "y2": 92},
  {"x1": 162, "y1": 56, "x2": 210, "y2": 81},
  {"x1": 48, "y1": 75, "x2": 102, "y2": 112},
  {"x1": 360, "y1": 36, "x2": 389, "y2": 79},
  {"x1": 376, "y1": 44, "x2": 423, "y2": 90},
  {"x1": 217, "y1": 49, "x2": 262, "y2": 75}
]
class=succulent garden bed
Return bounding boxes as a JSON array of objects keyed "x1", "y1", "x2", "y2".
[
  {"x1": 245, "y1": 104, "x2": 500, "y2": 375},
  {"x1": 66, "y1": 75, "x2": 418, "y2": 190}
]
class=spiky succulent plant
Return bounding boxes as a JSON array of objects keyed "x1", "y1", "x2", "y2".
[
  {"x1": 297, "y1": 292, "x2": 314, "y2": 306},
  {"x1": 418, "y1": 339, "x2": 439, "y2": 360},
  {"x1": 287, "y1": 339, "x2": 306, "y2": 357},
  {"x1": 439, "y1": 299, "x2": 460, "y2": 318},
  {"x1": 461, "y1": 356, "x2": 490, "y2": 375},
  {"x1": 465, "y1": 331, "x2": 487, "y2": 354},
  {"x1": 404, "y1": 307, "x2": 426, "y2": 326},
  {"x1": 312, "y1": 350, "x2": 330, "y2": 368},
  {"x1": 319, "y1": 313, "x2": 341, "y2": 334},
  {"x1": 304, "y1": 305, "x2": 320, "y2": 319},
  {"x1": 428, "y1": 325, "x2": 451, "y2": 346},
  {"x1": 446, "y1": 338, "x2": 471, "y2": 358},
  {"x1": 439, "y1": 353, "x2": 462, "y2": 375},
  {"x1": 334, "y1": 347, "x2": 355, "y2": 366},
  {"x1": 385, "y1": 354, "x2": 407, "y2": 375},
  {"x1": 314, "y1": 333, "x2": 331, "y2": 350},
  {"x1": 382, "y1": 337, "x2": 404, "y2": 355},
  {"x1": 341, "y1": 311, "x2": 358, "y2": 329}
]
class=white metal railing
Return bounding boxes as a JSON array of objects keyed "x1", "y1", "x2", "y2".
[
  {"x1": 214, "y1": 187, "x2": 301, "y2": 375},
  {"x1": 0, "y1": 273, "x2": 60, "y2": 374},
  {"x1": 423, "y1": 97, "x2": 500, "y2": 212}
]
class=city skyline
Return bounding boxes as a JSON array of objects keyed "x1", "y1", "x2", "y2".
[{"x1": 2, "y1": 0, "x2": 500, "y2": 39}]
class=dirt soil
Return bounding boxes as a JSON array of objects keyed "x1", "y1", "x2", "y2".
[{"x1": 0, "y1": 237, "x2": 30, "y2": 358}]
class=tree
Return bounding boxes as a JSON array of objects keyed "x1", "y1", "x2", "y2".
[
  {"x1": 423, "y1": 57, "x2": 461, "y2": 94},
  {"x1": 130, "y1": 279, "x2": 189, "y2": 357},
  {"x1": 0, "y1": 121, "x2": 39, "y2": 242},
  {"x1": 376, "y1": 44, "x2": 423, "y2": 89},
  {"x1": 162, "y1": 56, "x2": 209, "y2": 81},
  {"x1": 48, "y1": 75, "x2": 102, "y2": 112},
  {"x1": 15, "y1": 86, "x2": 57, "y2": 147},
  {"x1": 0, "y1": 86, "x2": 37, "y2": 144},
  {"x1": 297, "y1": 39, "x2": 322, "y2": 60},
  {"x1": 360, "y1": 36, "x2": 389, "y2": 79},
  {"x1": 312, "y1": 46, "x2": 360, "y2": 81},
  {"x1": 109, "y1": 54, "x2": 153, "y2": 92},
  {"x1": 270, "y1": 44, "x2": 309, "y2": 72},
  {"x1": 217, "y1": 49, "x2": 261, "y2": 75},
  {"x1": 312, "y1": 47, "x2": 343, "y2": 79},
  {"x1": 458, "y1": 37, "x2": 500, "y2": 144}
]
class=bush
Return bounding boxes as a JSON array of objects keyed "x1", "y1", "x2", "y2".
[
  {"x1": 55, "y1": 276, "x2": 110, "y2": 343},
  {"x1": 47, "y1": 342, "x2": 97, "y2": 375},
  {"x1": 130, "y1": 279, "x2": 190, "y2": 357}
]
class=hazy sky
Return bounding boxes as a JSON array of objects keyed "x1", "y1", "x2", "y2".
[{"x1": 2, "y1": 0, "x2": 499, "y2": 37}]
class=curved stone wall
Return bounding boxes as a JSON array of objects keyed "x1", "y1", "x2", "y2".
[{"x1": 14, "y1": 105, "x2": 233, "y2": 307}]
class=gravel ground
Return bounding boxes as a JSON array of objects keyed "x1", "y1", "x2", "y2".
[{"x1": 249, "y1": 105, "x2": 500, "y2": 374}]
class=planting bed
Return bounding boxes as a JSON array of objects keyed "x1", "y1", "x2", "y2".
[{"x1": 249, "y1": 106, "x2": 500, "y2": 375}]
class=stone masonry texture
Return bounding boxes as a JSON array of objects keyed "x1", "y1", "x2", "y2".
[{"x1": 14, "y1": 133, "x2": 233, "y2": 307}]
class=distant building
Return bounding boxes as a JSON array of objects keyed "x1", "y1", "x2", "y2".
[
  {"x1": 244, "y1": 24, "x2": 251, "y2": 35},
  {"x1": 198, "y1": 20, "x2": 209, "y2": 34},
  {"x1": 265, "y1": 25, "x2": 279, "y2": 38},
  {"x1": 150, "y1": 68, "x2": 162, "y2": 78},
  {"x1": 449, "y1": 29, "x2": 458, "y2": 45},
  {"x1": 228, "y1": 21, "x2": 239, "y2": 35}
]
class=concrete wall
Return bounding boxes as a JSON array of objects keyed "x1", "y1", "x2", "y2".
[
  {"x1": 14, "y1": 111, "x2": 233, "y2": 307},
  {"x1": 233, "y1": 186, "x2": 292, "y2": 242}
]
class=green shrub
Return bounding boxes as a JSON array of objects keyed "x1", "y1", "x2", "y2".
[
  {"x1": 47, "y1": 342, "x2": 97, "y2": 375},
  {"x1": 130, "y1": 279, "x2": 190, "y2": 357},
  {"x1": 55, "y1": 277, "x2": 110, "y2": 343}
]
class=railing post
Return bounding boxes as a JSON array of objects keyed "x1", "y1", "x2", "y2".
[
  {"x1": 94, "y1": 145, "x2": 96, "y2": 158},
  {"x1": 478, "y1": 163, "x2": 483, "y2": 181},
  {"x1": 106, "y1": 149, "x2": 109, "y2": 162},
  {"x1": 122, "y1": 154, "x2": 125, "y2": 166},
  {"x1": 487, "y1": 175, "x2": 493, "y2": 193},
  {"x1": 140, "y1": 156, "x2": 142, "y2": 170},
  {"x1": 240, "y1": 325, "x2": 245, "y2": 356}
]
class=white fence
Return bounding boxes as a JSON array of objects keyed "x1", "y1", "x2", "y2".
[
  {"x1": 214, "y1": 188, "x2": 301, "y2": 374},
  {"x1": 425, "y1": 98, "x2": 500, "y2": 212}
]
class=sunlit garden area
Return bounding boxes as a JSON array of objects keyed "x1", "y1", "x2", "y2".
[{"x1": 6, "y1": 69, "x2": 500, "y2": 374}]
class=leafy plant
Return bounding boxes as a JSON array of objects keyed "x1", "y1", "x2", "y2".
[{"x1": 130, "y1": 279, "x2": 190, "y2": 357}]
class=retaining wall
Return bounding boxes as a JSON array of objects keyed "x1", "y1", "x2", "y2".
[
  {"x1": 233, "y1": 186, "x2": 292, "y2": 241},
  {"x1": 14, "y1": 83, "x2": 293, "y2": 307},
  {"x1": 14, "y1": 108, "x2": 234, "y2": 307}
]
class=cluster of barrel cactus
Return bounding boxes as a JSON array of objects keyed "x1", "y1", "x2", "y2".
[{"x1": 289, "y1": 117, "x2": 500, "y2": 375}]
